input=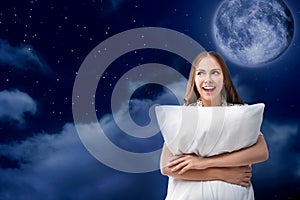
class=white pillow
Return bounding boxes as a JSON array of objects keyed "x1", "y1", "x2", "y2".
[{"x1": 155, "y1": 103, "x2": 265, "y2": 156}]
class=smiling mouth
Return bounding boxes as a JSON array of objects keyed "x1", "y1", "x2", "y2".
[{"x1": 202, "y1": 86, "x2": 216, "y2": 92}]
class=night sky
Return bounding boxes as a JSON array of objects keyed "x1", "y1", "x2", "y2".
[{"x1": 0, "y1": 0, "x2": 300, "y2": 199}]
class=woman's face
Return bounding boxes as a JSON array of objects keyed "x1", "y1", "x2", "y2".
[{"x1": 194, "y1": 56, "x2": 224, "y2": 106}]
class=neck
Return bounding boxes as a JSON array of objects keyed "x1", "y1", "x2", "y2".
[{"x1": 201, "y1": 96, "x2": 222, "y2": 107}]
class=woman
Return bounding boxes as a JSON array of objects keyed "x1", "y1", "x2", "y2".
[{"x1": 160, "y1": 51, "x2": 269, "y2": 199}]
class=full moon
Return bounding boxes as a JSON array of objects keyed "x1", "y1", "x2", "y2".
[{"x1": 213, "y1": 0, "x2": 294, "y2": 66}]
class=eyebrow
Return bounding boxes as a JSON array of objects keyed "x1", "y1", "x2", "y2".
[{"x1": 196, "y1": 68, "x2": 221, "y2": 72}]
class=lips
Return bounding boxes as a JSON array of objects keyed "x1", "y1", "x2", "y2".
[
  {"x1": 202, "y1": 86, "x2": 216, "y2": 91},
  {"x1": 201, "y1": 86, "x2": 216, "y2": 95}
]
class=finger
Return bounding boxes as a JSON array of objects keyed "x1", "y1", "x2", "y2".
[
  {"x1": 244, "y1": 170, "x2": 252, "y2": 178},
  {"x1": 169, "y1": 155, "x2": 185, "y2": 162},
  {"x1": 178, "y1": 164, "x2": 190, "y2": 175},
  {"x1": 168, "y1": 157, "x2": 183, "y2": 167},
  {"x1": 168, "y1": 156, "x2": 189, "y2": 167},
  {"x1": 167, "y1": 161, "x2": 178, "y2": 168},
  {"x1": 240, "y1": 183, "x2": 250, "y2": 188},
  {"x1": 243, "y1": 177, "x2": 251, "y2": 183},
  {"x1": 240, "y1": 166, "x2": 252, "y2": 173},
  {"x1": 244, "y1": 173, "x2": 252, "y2": 178},
  {"x1": 245, "y1": 173, "x2": 252, "y2": 178},
  {"x1": 239, "y1": 181, "x2": 250, "y2": 188},
  {"x1": 171, "y1": 161, "x2": 188, "y2": 172}
]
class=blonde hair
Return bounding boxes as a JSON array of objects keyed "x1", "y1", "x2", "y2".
[{"x1": 184, "y1": 51, "x2": 244, "y2": 106}]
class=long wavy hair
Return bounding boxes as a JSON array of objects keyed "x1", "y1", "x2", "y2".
[{"x1": 184, "y1": 51, "x2": 244, "y2": 106}]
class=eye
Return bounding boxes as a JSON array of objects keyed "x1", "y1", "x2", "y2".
[
  {"x1": 211, "y1": 70, "x2": 220, "y2": 75},
  {"x1": 197, "y1": 71, "x2": 204, "y2": 76}
]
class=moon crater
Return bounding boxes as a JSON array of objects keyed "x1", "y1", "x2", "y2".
[{"x1": 213, "y1": 0, "x2": 294, "y2": 66}]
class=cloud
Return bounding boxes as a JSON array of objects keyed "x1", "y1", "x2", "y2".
[
  {"x1": 0, "y1": 122, "x2": 166, "y2": 200},
  {"x1": 0, "y1": 90, "x2": 37, "y2": 125},
  {"x1": 110, "y1": 0, "x2": 126, "y2": 10},
  {"x1": 114, "y1": 77, "x2": 186, "y2": 138},
  {"x1": 262, "y1": 120, "x2": 298, "y2": 149},
  {"x1": 231, "y1": 74, "x2": 255, "y2": 102},
  {"x1": 0, "y1": 81, "x2": 180, "y2": 198},
  {"x1": 100, "y1": 0, "x2": 126, "y2": 16},
  {"x1": 0, "y1": 123, "x2": 105, "y2": 199},
  {"x1": 0, "y1": 39, "x2": 49, "y2": 72},
  {"x1": 0, "y1": 84, "x2": 299, "y2": 199},
  {"x1": 253, "y1": 119, "x2": 299, "y2": 181}
]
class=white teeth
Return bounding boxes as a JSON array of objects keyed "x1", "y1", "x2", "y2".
[{"x1": 203, "y1": 86, "x2": 215, "y2": 90}]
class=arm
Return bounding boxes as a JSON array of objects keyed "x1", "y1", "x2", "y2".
[
  {"x1": 168, "y1": 135, "x2": 269, "y2": 174},
  {"x1": 208, "y1": 134, "x2": 269, "y2": 168},
  {"x1": 160, "y1": 144, "x2": 252, "y2": 187}
]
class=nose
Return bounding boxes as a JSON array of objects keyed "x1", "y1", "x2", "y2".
[{"x1": 203, "y1": 74, "x2": 212, "y2": 83}]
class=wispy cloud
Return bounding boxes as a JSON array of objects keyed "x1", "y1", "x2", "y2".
[
  {"x1": 100, "y1": 0, "x2": 126, "y2": 16},
  {"x1": 0, "y1": 122, "x2": 165, "y2": 200},
  {"x1": 0, "y1": 39, "x2": 50, "y2": 72},
  {"x1": 0, "y1": 83, "x2": 299, "y2": 198},
  {"x1": 254, "y1": 119, "x2": 299, "y2": 180},
  {"x1": 0, "y1": 90, "x2": 37, "y2": 125},
  {"x1": 0, "y1": 81, "x2": 182, "y2": 198},
  {"x1": 231, "y1": 74, "x2": 255, "y2": 103},
  {"x1": 263, "y1": 120, "x2": 298, "y2": 149}
]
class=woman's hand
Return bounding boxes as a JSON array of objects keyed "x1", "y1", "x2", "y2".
[
  {"x1": 221, "y1": 166, "x2": 252, "y2": 187},
  {"x1": 168, "y1": 154, "x2": 252, "y2": 187},
  {"x1": 168, "y1": 154, "x2": 210, "y2": 174}
]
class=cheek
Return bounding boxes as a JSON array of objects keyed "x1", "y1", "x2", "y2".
[
  {"x1": 194, "y1": 77, "x2": 203, "y2": 88},
  {"x1": 194, "y1": 78, "x2": 201, "y2": 93},
  {"x1": 213, "y1": 76, "x2": 224, "y2": 87}
]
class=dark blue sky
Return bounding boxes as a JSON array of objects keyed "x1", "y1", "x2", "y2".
[{"x1": 0, "y1": 0, "x2": 299, "y2": 199}]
